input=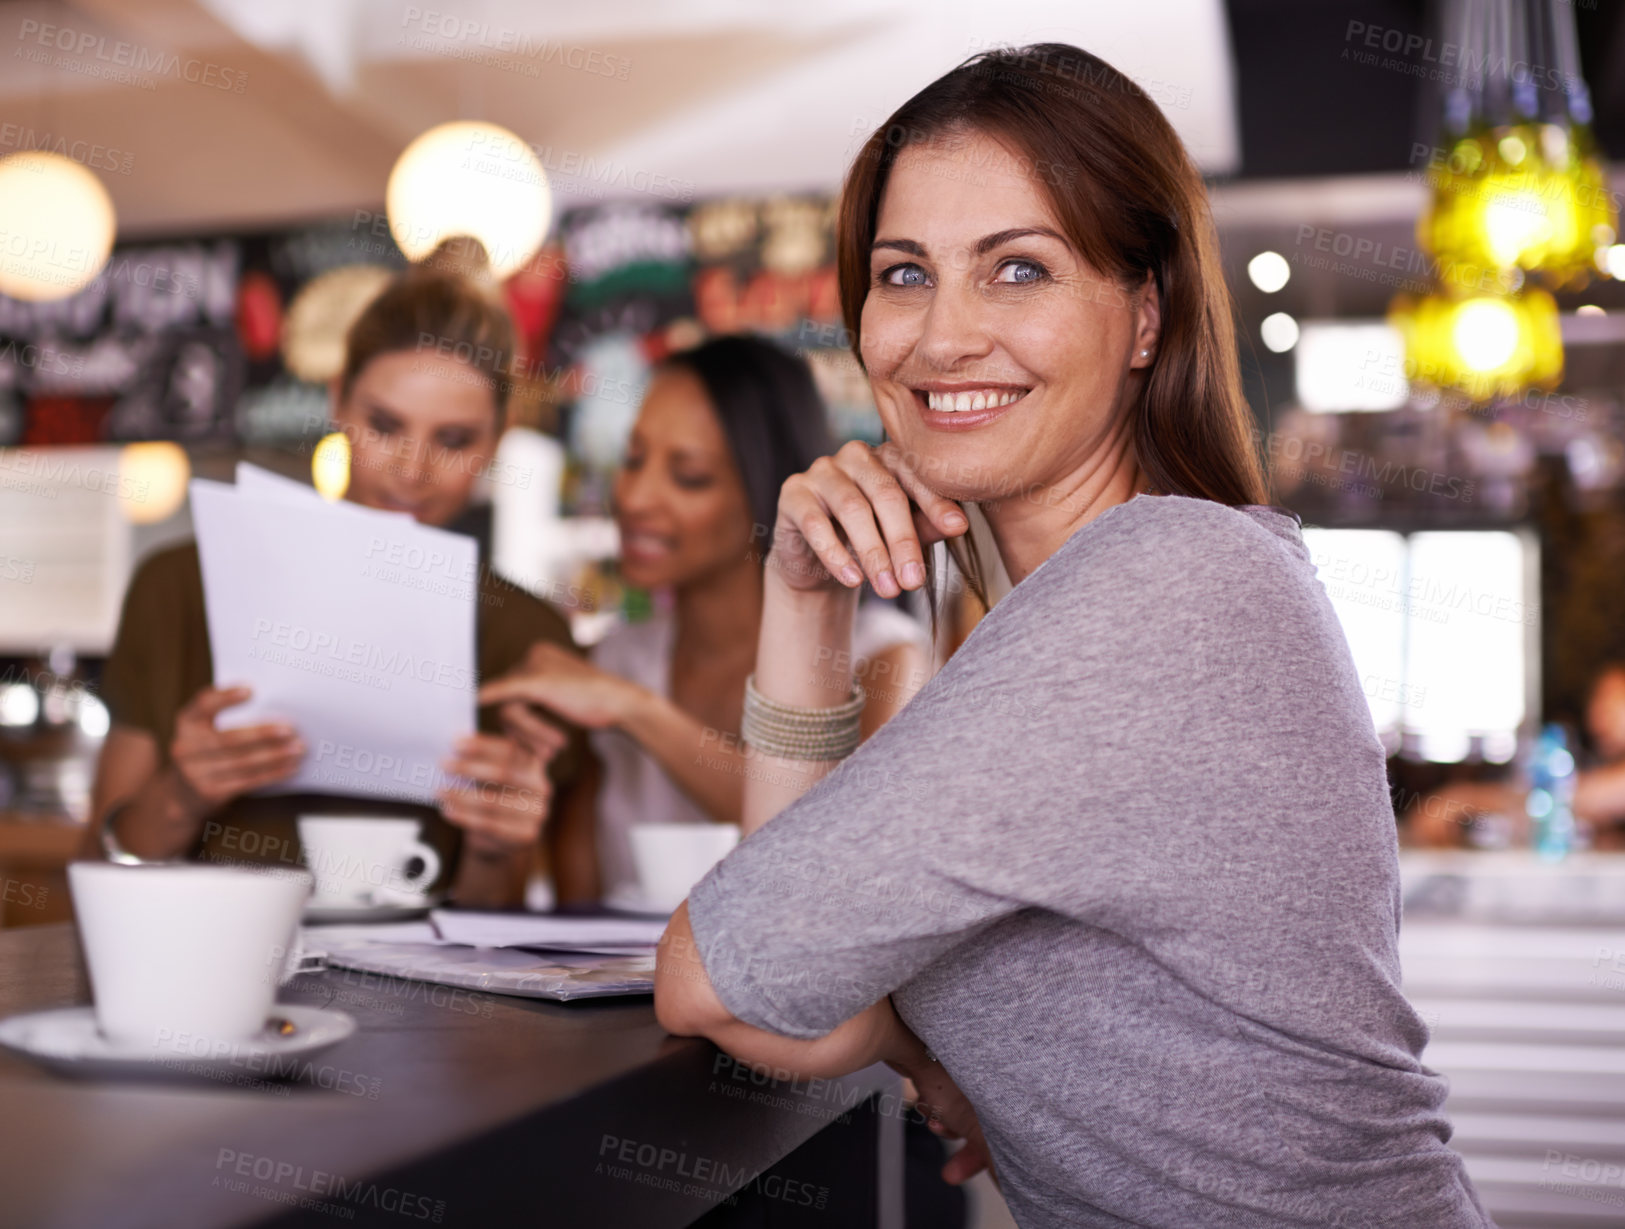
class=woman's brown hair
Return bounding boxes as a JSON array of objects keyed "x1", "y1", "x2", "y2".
[
  {"x1": 340, "y1": 236, "x2": 516, "y2": 420},
  {"x1": 836, "y1": 43, "x2": 1269, "y2": 547}
]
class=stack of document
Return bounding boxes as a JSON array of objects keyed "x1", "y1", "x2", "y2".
[
  {"x1": 304, "y1": 913, "x2": 669, "y2": 1002},
  {"x1": 189, "y1": 464, "x2": 477, "y2": 805},
  {"x1": 428, "y1": 910, "x2": 668, "y2": 954}
]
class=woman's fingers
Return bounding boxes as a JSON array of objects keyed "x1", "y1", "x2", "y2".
[
  {"x1": 179, "y1": 684, "x2": 253, "y2": 724},
  {"x1": 501, "y1": 702, "x2": 569, "y2": 760},
  {"x1": 450, "y1": 731, "x2": 521, "y2": 764},
  {"x1": 834, "y1": 444, "x2": 928, "y2": 592},
  {"x1": 440, "y1": 771, "x2": 548, "y2": 811},
  {"x1": 781, "y1": 442, "x2": 970, "y2": 596},
  {"x1": 476, "y1": 674, "x2": 552, "y2": 707},
  {"x1": 439, "y1": 789, "x2": 546, "y2": 846},
  {"x1": 184, "y1": 738, "x2": 304, "y2": 780},
  {"x1": 771, "y1": 439, "x2": 972, "y2": 596},
  {"x1": 876, "y1": 441, "x2": 971, "y2": 544},
  {"x1": 941, "y1": 1139, "x2": 992, "y2": 1185},
  {"x1": 189, "y1": 745, "x2": 306, "y2": 800},
  {"x1": 796, "y1": 451, "x2": 901, "y2": 596},
  {"x1": 439, "y1": 733, "x2": 549, "y2": 833},
  {"x1": 774, "y1": 471, "x2": 861, "y2": 589},
  {"x1": 198, "y1": 723, "x2": 301, "y2": 753},
  {"x1": 441, "y1": 763, "x2": 547, "y2": 810}
]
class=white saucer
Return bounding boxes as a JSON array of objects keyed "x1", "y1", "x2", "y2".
[
  {"x1": 303, "y1": 896, "x2": 435, "y2": 924},
  {"x1": 0, "y1": 1004, "x2": 356, "y2": 1081},
  {"x1": 602, "y1": 884, "x2": 675, "y2": 917}
]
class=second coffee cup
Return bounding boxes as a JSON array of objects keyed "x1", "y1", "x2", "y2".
[{"x1": 297, "y1": 817, "x2": 441, "y2": 907}]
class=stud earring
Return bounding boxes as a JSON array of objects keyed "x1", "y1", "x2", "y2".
[{"x1": 1140, "y1": 349, "x2": 1150, "y2": 357}]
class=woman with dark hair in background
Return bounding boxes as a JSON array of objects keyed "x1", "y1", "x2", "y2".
[
  {"x1": 87, "y1": 250, "x2": 585, "y2": 908},
  {"x1": 481, "y1": 334, "x2": 931, "y2": 905},
  {"x1": 651, "y1": 44, "x2": 1491, "y2": 1228}
]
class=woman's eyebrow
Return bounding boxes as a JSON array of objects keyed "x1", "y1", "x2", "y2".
[
  {"x1": 872, "y1": 238, "x2": 926, "y2": 258},
  {"x1": 871, "y1": 227, "x2": 1066, "y2": 260},
  {"x1": 668, "y1": 445, "x2": 723, "y2": 467},
  {"x1": 974, "y1": 226, "x2": 1065, "y2": 254}
]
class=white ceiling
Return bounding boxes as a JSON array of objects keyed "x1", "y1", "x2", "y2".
[{"x1": 0, "y1": 0, "x2": 1241, "y2": 236}]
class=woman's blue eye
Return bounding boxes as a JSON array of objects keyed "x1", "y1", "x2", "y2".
[
  {"x1": 884, "y1": 264, "x2": 930, "y2": 287},
  {"x1": 996, "y1": 260, "x2": 1046, "y2": 284}
]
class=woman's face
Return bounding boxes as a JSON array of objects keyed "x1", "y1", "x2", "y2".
[
  {"x1": 612, "y1": 367, "x2": 755, "y2": 590},
  {"x1": 859, "y1": 128, "x2": 1157, "y2": 506},
  {"x1": 331, "y1": 350, "x2": 501, "y2": 528}
]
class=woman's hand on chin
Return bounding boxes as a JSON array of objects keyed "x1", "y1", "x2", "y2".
[
  {"x1": 477, "y1": 642, "x2": 644, "y2": 730},
  {"x1": 766, "y1": 439, "x2": 970, "y2": 600}
]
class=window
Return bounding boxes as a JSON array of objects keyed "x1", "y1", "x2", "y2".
[{"x1": 1302, "y1": 528, "x2": 1532, "y2": 762}]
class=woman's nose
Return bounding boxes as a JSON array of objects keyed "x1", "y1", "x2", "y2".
[
  {"x1": 392, "y1": 443, "x2": 433, "y2": 485},
  {"x1": 613, "y1": 465, "x2": 662, "y2": 516},
  {"x1": 915, "y1": 282, "x2": 995, "y2": 370}
]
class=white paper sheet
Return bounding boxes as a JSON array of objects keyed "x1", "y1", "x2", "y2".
[
  {"x1": 233, "y1": 463, "x2": 413, "y2": 521},
  {"x1": 233, "y1": 463, "x2": 326, "y2": 504},
  {"x1": 428, "y1": 910, "x2": 667, "y2": 952},
  {"x1": 190, "y1": 473, "x2": 478, "y2": 805}
]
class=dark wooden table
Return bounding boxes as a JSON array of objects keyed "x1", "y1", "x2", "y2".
[
  {"x1": 0, "y1": 924, "x2": 903, "y2": 1229},
  {"x1": 0, "y1": 813, "x2": 81, "y2": 928}
]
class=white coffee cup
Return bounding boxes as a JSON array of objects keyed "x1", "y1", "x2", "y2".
[
  {"x1": 297, "y1": 817, "x2": 441, "y2": 906},
  {"x1": 69, "y1": 862, "x2": 312, "y2": 1051},
  {"x1": 628, "y1": 822, "x2": 741, "y2": 912}
]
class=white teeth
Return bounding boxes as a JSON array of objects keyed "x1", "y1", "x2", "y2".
[{"x1": 924, "y1": 389, "x2": 1027, "y2": 412}]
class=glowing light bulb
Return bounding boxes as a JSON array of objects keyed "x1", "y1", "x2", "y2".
[
  {"x1": 386, "y1": 122, "x2": 551, "y2": 279},
  {"x1": 1482, "y1": 191, "x2": 1551, "y2": 267},
  {"x1": 1247, "y1": 251, "x2": 1290, "y2": 293},
  {"x1": 1453, "y1": 298, "x2": 1520, "y2": 372},
  {"x1": 0, "y1": 153, "x2": 117, "y2": 301},
  {"x1": 117, "y1": 442, "x2": 190, "y2": 524},
  {"x1": 312, "y1": 432, "x2": 351, "y2": 501},
  {"x1": 1261, "y1": 312, "x2": 1299, "y2": 353}
]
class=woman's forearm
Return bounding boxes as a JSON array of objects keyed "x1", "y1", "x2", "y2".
[
  {"x1": 616, "y1": 689, "x2": 747, "y2": 824},
  {"x1": 700, "y1": 994, "x2": 913, "y2": 1081},
  {"x1": 740, "y1": 571, "x2": 860, "y2": 835},
  {"x1": 449, "y1": 842, "x2": 532, "y2": 909},
  {"x1": 656, "y1": 901, "x2": 922, "y2": 1080},
  {"x1": 548, "y1": 768, "x2": 605, "y2": 906},
  {"x1": 108, "y1": 765, "x2": 210, "y2": 860}
]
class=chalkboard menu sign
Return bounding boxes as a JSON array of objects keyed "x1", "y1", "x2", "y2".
[{"x1": 0, "y1": 195, "x2": 868, "y2": 454}]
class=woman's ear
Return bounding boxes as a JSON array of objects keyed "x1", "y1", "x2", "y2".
[{"x1": 1131, "y1": 272, "x2": 1161, "y2": 370}]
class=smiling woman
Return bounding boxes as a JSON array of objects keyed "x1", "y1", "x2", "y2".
[{"x1": 652, "y1": 42, "x2": 1494, "y2": 1229}]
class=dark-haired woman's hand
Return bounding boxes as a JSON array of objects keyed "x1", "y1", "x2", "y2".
[
  {"x1": 478, "y1": 643, "x2": 644, "y2": 730},
  {"x1": 767, "y1": 440, "x2": 970, "y2": 599}
]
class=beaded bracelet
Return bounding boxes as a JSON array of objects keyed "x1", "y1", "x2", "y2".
[{"x1": 741, "y1": 673, "x2": 866, "y2": 761}]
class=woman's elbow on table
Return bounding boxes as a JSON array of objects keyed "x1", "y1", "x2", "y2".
[{"x1": 653, "y1": 900, "x2": 733, "y2": 1038}]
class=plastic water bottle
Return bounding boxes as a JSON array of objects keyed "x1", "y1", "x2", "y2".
[{"x1": 1527, "y1": 723, "x2": 1577, "y2": 862}]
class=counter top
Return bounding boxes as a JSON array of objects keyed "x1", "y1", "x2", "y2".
[{"x1": 0, "y1": 924, "x2": 900, "y2": 1228}]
